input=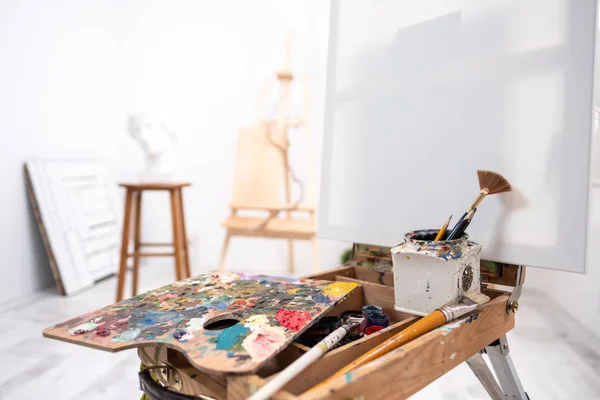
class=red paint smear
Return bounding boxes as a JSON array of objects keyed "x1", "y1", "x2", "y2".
[
  {"x1": 229, "y1": 299, "x2": 253, "y2": 308},
  {"x1": 276, "y1": 309, "x2": 312, "y2": 331},
  {"x1": 255, "y1": 332, "x2": 280, "y2": 346},
  {"x1": 160, "y1": 293, "x2": 179, "y2": 302},
  {"x1": 95, "y1": 326, "x2": 111, "y2": 337}
]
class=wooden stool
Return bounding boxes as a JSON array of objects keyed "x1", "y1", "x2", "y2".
[{"x1": 116, "y1": 182, "x2": 192, "y2": 302}]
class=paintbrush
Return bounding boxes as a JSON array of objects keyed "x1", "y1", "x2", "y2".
[
  {"x1": 451, "y1": 208, "x2": 477, "y2": 239},
  {"x1": 446, "y1": 209, "x2": 475, "y2": 240},
  {"x1": 446, "y1": 170, "x2": 512, "y2": 240},
  {"x1": 434, "y1": 214, "x2": 452, "y2": 241},
  {"x1": 469, "y1": 170, "x2": 512, "y2": 211},
  {"x1": 306, "y1": 291, "x2": 490, "y2": 393},
  {"x1": 248, "y1": 316, "x2": 365, "y2": 400}
]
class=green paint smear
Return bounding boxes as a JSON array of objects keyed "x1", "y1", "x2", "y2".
[
  {"x1": 216, "y1": 324, "x2": 249, "y2": 350},
  {"x1": 112, "y1": 328, "x2": 141, "y2": 342}
]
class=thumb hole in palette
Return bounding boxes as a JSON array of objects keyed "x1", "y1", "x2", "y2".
[{"x1": 203, "y1": 314, "x2": 242, "y2": 330}]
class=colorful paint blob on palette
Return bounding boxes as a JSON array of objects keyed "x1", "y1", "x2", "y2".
[{"x1": 42, "y1": 271, "x2": 357, "y2": 374}]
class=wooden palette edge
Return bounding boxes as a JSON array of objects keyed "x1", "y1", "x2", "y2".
[{"x1": 42, "y1": 277, "x2": 360, "y2": 375}]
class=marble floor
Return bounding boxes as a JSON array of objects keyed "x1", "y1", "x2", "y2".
[{"x1": 1, "y1": 264, "x2": 600, "y2": 400}]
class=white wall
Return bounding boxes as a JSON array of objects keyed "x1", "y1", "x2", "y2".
[
  {"x1": 524, "y1": 15, "x2": 600, "y2": 338},
  {"x1": 0, "y1": 0, "x2": 350, "y2": 305},
  {"x1": 118, "y1": 0, "x2": 350, "y2": 278},
  {"x1": 16, "y1": 0, "x2": 600, "y2": 323},
  {"x1": 0, "y1": 0, "x2": 142, "y2": 305},
  {"x1": 526, "y1": 188, "x2": 600, "y2": 339},
  {"x1": 120, "y1": 1, "x2": 600, "y2": 339}
]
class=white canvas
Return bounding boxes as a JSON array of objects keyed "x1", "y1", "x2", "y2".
[
  {"x1": 319, "y1": 0, "x2": 597, "y2": 273},
  {"x1": 25, "y1": 159, "x2": 120, "y2": 294}
]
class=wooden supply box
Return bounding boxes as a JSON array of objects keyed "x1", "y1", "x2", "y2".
[{"x1": 138, "y1": 244, "x2": 522, "y2": 400}]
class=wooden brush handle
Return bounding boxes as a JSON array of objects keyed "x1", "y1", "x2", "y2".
[
  {"x1": 249, "y1": 326, "x2": 350, "y2": 400},
  {"x1": 309, "y1": 310, "x2": 447, "y2": 392},
  {"x1": 469, "y1": 189, "x2": 489, "y2": 211}
]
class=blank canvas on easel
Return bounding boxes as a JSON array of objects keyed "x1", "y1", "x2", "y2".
[{"x1": 320, "y1": 0, "x2": 596, "y2": 273}]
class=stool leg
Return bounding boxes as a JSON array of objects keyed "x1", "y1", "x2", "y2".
[
  {"x1": 132, "y1": 191, "x2": 143, "y2": 296},
  {"x1": 177, "y1": 189, "x2": 192, "y2": 278},
  {"x1": 170, "y1": 189, "x2": 184, "y2": 282},
  {"x1": 116, "y1": 189, "x2": 134, "y2": 302}
]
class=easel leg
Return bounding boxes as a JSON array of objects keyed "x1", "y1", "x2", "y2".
[
  {"x1": 116, "y1": 189, "x2": 134, "y2": 302},
  {"x1": 218, "y1": 231, "x2": 231, "y2": 270},
  {"x1": 131, "y1": 191, "x2": 143, "y2": 296},
  {"x1": 466, "y1": 353, "x2": 504, "y2": 400},
  {"x1": 486, "y1": 335, "x2": 528, "y2": 399},
  {"x1": 311, "y1": 237, "x2": 319, "y2": 273},
  {"x1": 288, "y1": 239, "x2": 295, "y2": 275}
]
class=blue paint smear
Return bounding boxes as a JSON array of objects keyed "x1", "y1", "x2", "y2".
[
  {"x1": 345, "y1": 372, "x2": 353, "y2": 383},
  {"x1": 314, "y1": 294, "x2": 331, "y2": 304},
  {"x1": 145, "y1": 311, "x2": 179, "y2": 323},
  {"x1": 207, "y1": 296, "x2": 234, "y2": 311},
  {"x1": 211, "y1": 302, "x2": 230, "y2": 311},
  {"x1": 227, "y1": 351, "x2": 235, "y2": 358},
  {"x1": 216, "y1": 324, "x2": 249, "y2": 350},
  {"x1": 173, "y1": 329, "x2": 188, "y2": 341}
]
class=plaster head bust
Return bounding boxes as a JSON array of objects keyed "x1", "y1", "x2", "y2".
[{"x1": 128, "y1": 111, "x2": 177, "y2": 181}]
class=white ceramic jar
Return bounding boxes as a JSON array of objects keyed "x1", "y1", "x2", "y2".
[{"x1": 391, "y1": 229, "x2": 482, "y2": 316}]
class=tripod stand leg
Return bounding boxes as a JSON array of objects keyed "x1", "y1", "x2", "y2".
[
  {"x1": 485, "y1": 335, "x2": 528, "y2": 399},
  {"x1": 466, "y1": 353, "x2": 504, "y2": 400}
]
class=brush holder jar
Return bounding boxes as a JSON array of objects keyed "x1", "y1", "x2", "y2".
[{"x1": 391, "y1": 229, "x2": 482, "y2": 316}]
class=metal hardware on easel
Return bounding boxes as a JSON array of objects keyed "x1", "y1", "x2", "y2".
[
  {"x1": 480, "y1": 273, "x2": 489, "y2": 291},
  {"x1": 172, "y1": 370, "x2": 182, "y2": 391},
  {"x1": 466, "y1": 353, "x2": 504, "y2": 400},
  {"x1": 141, "y1": 364, "x2": 183, "y2": 391},
  {"x1": 139, "y1": 369, "x2": 212, "y2": 400},
  {"x1": 497, "y1": 335, "x2": 510, "y2": 356},
  {"x1": 485, "y1": 335, "x2": 529, "y2": 399},
  {"x1": 507, "y1": 265, "x2": 525, "y2": 314}
]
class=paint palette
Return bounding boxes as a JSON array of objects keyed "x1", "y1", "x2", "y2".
[{"x1": 43, "y1": 271, "x2": 358, "y2": 374}]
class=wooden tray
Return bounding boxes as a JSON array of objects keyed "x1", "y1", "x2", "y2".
[{"x1": 137, "y1": 264, "x2": 515, "y2": 399}]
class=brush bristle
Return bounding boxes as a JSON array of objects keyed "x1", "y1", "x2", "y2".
[
  {"x1": 477, "y1": 170, "x2": 512, "y2": 195},
  {"x1": 463, "y1": 291, "x2": 490, "y2": 306}
]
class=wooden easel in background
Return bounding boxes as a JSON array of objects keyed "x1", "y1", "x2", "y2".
[{"x1": 218, "y1": 37, "x2": 318, "y2": 274}]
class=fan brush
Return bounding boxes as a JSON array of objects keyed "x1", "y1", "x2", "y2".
[
  {"x1": 446, "y1": 170, "x2": 512, "y2": 240},
  {"x1": 469, "y1": 170, "x2": 512, "y2": 211}
]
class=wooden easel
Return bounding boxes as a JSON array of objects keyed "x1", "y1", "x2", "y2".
[
  {"x1": 133, "y1": 244, "x2": 528, "y2": 399},
  {"x1": 218, "y1": 38, "x2": 318, "y2": 274}
]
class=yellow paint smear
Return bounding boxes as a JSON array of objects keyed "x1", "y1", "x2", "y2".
[{"x1": 322, "y1": 281, "x2": 358, "y2": 297}]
